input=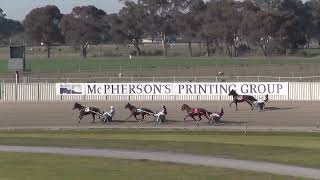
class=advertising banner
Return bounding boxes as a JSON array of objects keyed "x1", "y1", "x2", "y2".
[{"x1": 56, "y1": 82, "x2": 288, "y2": 96}]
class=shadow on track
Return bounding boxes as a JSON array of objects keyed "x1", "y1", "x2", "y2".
[{"x1": 264, "y1": 107, "x2": 295, "y2": 111}]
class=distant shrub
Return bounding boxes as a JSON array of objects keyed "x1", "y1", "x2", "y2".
[
  {"x1": 295, "y1": 49, "x2": 320, "y2": 57},
  {"x1": 238, "y1": 44, "x2": 250, "y2": 55},
  {"x1": 140, "y1": 49, "x2": 163, "y2": 56}
]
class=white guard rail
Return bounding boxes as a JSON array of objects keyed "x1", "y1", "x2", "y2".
[{"x1": 0, "y1": 82, "x2": 318, "y2": 102}]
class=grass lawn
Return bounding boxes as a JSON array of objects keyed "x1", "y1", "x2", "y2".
[
  {"x1": 1, "y1": 56, "x2": 320, "y2": 73},
  {"x1": 0, "y1": 152, "x2": 305, "y2": 180},
  {"x1": 0, "y1": 129, "x2": 320, "y2": 168}
]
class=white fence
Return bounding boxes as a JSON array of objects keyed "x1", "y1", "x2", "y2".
[
  {"x1": 0, "y1": 82, "x2": 320, "y2": 102},
  {"x1": 2, "y1": 75, "x2": 320, "y2": 83}
]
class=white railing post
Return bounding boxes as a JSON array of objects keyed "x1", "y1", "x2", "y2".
[{"x1": 11, "y1": 75, "x2": 320, "y2": 83}]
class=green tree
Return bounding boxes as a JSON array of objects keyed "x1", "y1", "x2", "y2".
[
  {"x1": 60, "y1": 6, "x2": 108, "y2": 58},
  {"x1": 277, "y1": 0, "x2": 311, "y2": 53},
  {"x1": 176, "y1": 0, "x2": 204, "y2": 57},
  {"x1": 117, "y1": 1, "x2": 148, "y2": 56},
  {"x1": 23, "y1": 5, "x2": 63, "y2": 58},
  {"x1": 0, "y1": 8, "x2": 23, "y2": 45},
  {"x1": 141, "y1": 0, "x2": 190, "y2": 57}
]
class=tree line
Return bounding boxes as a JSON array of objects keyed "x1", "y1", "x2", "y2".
[{"x1": 1, "y1": 0, "x2": 320, "y2": 58}]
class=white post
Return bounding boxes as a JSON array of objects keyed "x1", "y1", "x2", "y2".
[
  {"x1": 245, "y1": 123, "x2": 248, "y2": 134},
  {"x1": 15, "y1": 71, "x2": 19, "y2": 84}
]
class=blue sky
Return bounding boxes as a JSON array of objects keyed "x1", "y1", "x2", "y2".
[{"x1": 1, "y1": 0, "x2": 124, "y2": 21}]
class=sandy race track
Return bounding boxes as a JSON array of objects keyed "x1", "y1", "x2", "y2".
[{"x1": 1, "y1": 101, "x2": 320, "y2": 130}]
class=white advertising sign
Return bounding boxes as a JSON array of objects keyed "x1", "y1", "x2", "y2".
[{"x1": 56, "y1": 82, "x2": 288, "y2": 96}]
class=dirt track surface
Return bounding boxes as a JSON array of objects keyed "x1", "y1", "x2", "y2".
[
  {"x1": 0, "y1": 101, "x2": 320, "y2": 130},
  {"x1": 0, "y1": 145, "x2": 319, "y2": 179}
]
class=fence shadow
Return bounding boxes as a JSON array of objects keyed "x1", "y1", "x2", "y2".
[{"x1": 218, "y1": 120, "x2": 249, "y2": 126}]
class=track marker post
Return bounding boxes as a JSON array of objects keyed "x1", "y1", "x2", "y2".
[
  {"x1": 317, "y1": 120, "x2": 319, "y2": 129},
  {"x1": 245, "y1": 122, "x2": 248, "y2": 134}
]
